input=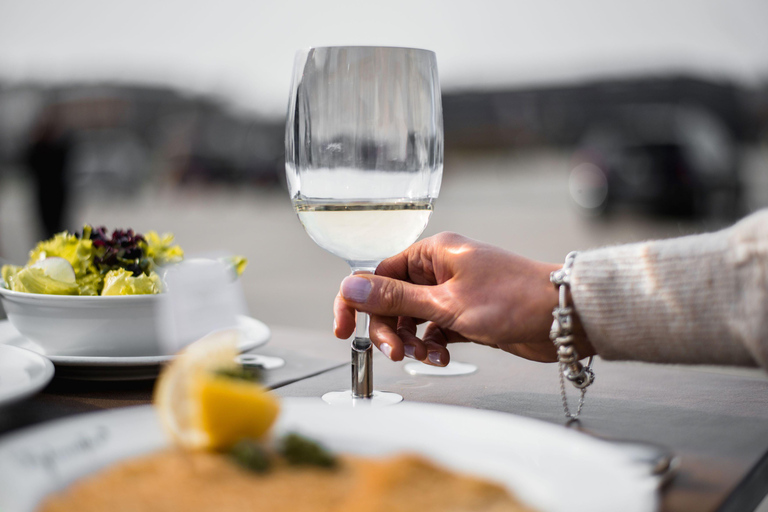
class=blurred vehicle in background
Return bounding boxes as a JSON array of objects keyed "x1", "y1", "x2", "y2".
[
  {"x1": 569, "y1": 104, "x2": 741, "y2": 218},
  {"x1": 443, "y1": 76, "x2": 763, "y2": 219}
]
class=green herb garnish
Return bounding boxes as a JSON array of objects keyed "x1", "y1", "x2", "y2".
[
  {"x1": 214, "y1": 366, "x2": 263, "y2": 383},
  {"x1": 229, "y1": 439, "x2": 272, "y2": 473},
  {"x1": 279, "y1": 433, "x2": 338, "y2": 469}
]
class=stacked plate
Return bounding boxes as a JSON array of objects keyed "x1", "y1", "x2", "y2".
[
  {"x1": 0, "y1": 344, "x2": 54, "y2": 409},
  {"x1": 0, "y1": 316, "x2": 270, "y2": 381}
]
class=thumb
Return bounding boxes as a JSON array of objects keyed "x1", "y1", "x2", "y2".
[{"x1": 340, "y1": 274, "x2": 445, "y2": 322}]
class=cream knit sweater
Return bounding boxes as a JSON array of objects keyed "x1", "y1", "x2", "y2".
[{"x1": 571, "y1": 209, "x2": 768, "y2": 370}]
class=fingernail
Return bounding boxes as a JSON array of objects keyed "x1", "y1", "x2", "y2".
[
  {"x1": 333, "y1": 318, "x2": 338, "y2": 332},
  {"x1": 404, "y1": 345, "x2": 416, "y2": 359},
  {"x1": 428, "y1": 351, "x2": 443, "y2": 365},
  {"x1": 341, "y1": 276, "x2": 372, "y2": 303},
  {"x1": 380, "y1": 343, "x2": 393, "y2": 360}
]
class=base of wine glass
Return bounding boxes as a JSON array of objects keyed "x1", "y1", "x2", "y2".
[
  {"x1": 404, "y1": 361, "x2": 478, "y2": 376},
  {"x1": 321, "y1": 390, "x2": 403, "y2": 407}
]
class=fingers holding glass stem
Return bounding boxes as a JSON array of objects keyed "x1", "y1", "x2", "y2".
[{"x1": 335, "y1": 275, "x2": 451, "y2": 367}]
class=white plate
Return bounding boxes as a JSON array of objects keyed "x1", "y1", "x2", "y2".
[
  {"x1": 0, "y1": 345, "x2": 54, "y2": 408},
  {"x1": 0, "y1": 399, "x2": 658, "y2": 512},
  {"x1": 0, "y1": 317, "x2": 270, "y2": 380}
]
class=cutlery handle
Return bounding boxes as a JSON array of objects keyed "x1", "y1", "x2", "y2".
[
  {"x1": 574, "y1": 426, "x2": 679, "y2": 486},
  {"x1": 615, "y1": 440, "x2": 680, "y2": 486}
]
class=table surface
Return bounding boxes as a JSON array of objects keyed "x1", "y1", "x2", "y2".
[{"x1": 2, "y1": 324, "x2": 768, "y2": 512}]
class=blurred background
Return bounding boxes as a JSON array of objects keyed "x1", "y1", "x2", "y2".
[{"x1": 1, "y1": 0, "x2": 767, "y2": 329}]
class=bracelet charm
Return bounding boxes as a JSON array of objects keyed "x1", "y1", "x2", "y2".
[{"x1": 550, "y1": 251, "x2": 594, "y2": 421}]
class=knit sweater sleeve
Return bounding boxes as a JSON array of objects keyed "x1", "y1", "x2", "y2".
[{"x1": 570, "y1": 209, "x2": 768, "y2": 369}]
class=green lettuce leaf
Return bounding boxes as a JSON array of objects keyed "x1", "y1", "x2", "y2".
[
  {"x1": 141, "y1": 231, "x2": 184, "y2": 269},
  {"x1": 27, "y1": 232, "x2": 95, "y2": 278},
  {"x1": 76, "y1": 273, "x2": 104, "y2": 296},
  {"x1": 10, "y1": 267, "x2": 79, "y2": 295},
  {"x1": 226, "y1": 255, "x2": 248, "y2": 277},
  {"x1": 101, "y1": 269, "x2": 163, "y2": 296},
  {"x1": 1, "y1": 264, "x2": 22, "y2": 289}
]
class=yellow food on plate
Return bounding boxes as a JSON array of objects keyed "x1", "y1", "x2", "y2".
[
  {"x1": 39, "y1": 451, "x2": 533, "y2": 512},
  {"x1": 153, "y1": 330, "x2": 279, "y2": 450}
]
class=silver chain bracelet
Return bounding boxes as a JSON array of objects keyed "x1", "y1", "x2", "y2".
[{"x1": 550, "y1": 251, "x2": 594, "y2": 421}]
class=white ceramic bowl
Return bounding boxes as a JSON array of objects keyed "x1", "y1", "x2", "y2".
[{"x1": 0, "y1": 284, "x2": 161, "y2": 357}]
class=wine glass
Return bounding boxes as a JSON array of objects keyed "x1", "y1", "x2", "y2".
[{"x1": 285, "y1": 46, "x2": 443, "y2": 406}]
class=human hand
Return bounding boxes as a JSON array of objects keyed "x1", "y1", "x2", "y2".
[{"x1": 333, "y1": 232, "x2": 594, "y2": 366}]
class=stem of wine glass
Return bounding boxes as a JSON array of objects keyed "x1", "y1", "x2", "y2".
[
  {"x1": 350, "y1": 267, "x2": 375, "y2": 398},
  {"x1": 355, "y1": 309, "x2": 370, "y2": 342},
  {"x1": 351, "y1": 311, "x2": 373, "y2": 398}
]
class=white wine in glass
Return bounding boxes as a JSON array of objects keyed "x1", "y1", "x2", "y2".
[
  {"x1": 295, "y1": 200, "x2": 433, "y2": 266},
  {"x1": 285, "y1": 46, "x2": 443, "y2": 406}
]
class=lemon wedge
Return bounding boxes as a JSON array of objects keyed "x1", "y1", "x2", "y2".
[{"x1": 154, "y1": 330, "x2": 280, "y2": 451}]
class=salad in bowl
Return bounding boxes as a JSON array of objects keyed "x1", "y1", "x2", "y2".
[
  {"x1": 0, "y1": 226, "x2": 247, "y2": 357},
  {"x1": 1, "y1": 226, "x2": 185, "y2": 297}
]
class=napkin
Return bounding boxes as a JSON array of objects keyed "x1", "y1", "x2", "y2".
[{"x1": 156, "y1": 257, "x2": 248, "y2": 355}]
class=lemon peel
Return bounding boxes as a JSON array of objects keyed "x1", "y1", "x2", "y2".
[{"x1": 154, "y1": 330, "x2": 280, "y2": 451}]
